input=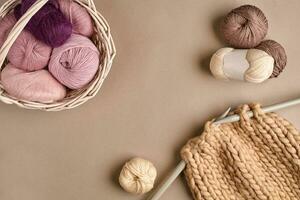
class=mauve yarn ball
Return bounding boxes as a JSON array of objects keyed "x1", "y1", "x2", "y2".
[
  {"x1": 221, "y1": 5, "x2": 268, "y2": 48},
  {"x1": 49, "y1": 34, "x2": 100, "y2": 89},
  {"x1": 0, "y1": 13, "x2": 16, "y2": 47},
  {"x1": 256, "y1": 40, "x2": 287, "y2": 78},
  {"x1": 0, "y1": 13, "x2": 51, "y2": 71},
  {"x1": 8, "y1": 30, "x2": 52, "y2": 71},
  {"x1": 14, "y1": 0, "x2": 72, "y2": 47},
  {"x1": 1, "y1": 63, "x2": 66, "y2": 103},
  {"x1": 57, "y1": 0, "x2": 94, "y2": 37}
]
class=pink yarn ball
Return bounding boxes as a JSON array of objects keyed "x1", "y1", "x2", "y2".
[
  {"x1": 57, "y1": 0, "x2": 94, "y2": 37},
  {"x1": 49, "y1": 34, "x2": 100, "y2": 89},
  {"x1": 1, "y1": 63, "x2": 66, "y2": 103},
  {"x1": 0, "y1": 13, "x2": 17, "y2": 47},
  {"x1": 0, "y1": 13, "x2": 52, "y2": 71},
  {"x1": 8, "y1": 31, "x2": 52, "y2": 71}
]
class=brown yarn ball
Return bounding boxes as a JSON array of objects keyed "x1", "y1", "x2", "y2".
[
  {"x1": 256, "y1": 40, "x2": 287, "y2": 78},
  {"x1": 221, "y1": 5, "x2": 268, "y2": 48}
]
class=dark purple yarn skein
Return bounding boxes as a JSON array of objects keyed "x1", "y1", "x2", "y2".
[{"x1": 14, "y1": 0, "x2": 72, "y2": 47}]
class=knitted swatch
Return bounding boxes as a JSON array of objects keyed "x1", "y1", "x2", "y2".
[{"x1": 181, "y1": 104, "x2": 300, "y2": 200}]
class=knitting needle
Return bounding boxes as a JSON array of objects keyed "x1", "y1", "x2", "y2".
[
  {"x1": 215, "y1": 97, "x2": 300, "y2": 124},
  {"x1": 147, "y1": 96, "x2": 300, "y2": 200}
]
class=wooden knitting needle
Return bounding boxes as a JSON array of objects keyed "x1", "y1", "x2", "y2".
[{"x1": 147, "y1": 97, "x2": 300, "y2": 200}]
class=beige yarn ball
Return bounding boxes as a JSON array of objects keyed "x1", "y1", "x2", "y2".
[
  {"x1": 119, "y1": 158, "x2": 157, "y2": 194},
  {"x1": 210, "y1": 47, "x2": 274, "y2": 83}
]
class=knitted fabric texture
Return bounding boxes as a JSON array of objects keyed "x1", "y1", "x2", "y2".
[{"x1": 181, "y1": 104, "x2": 300, "y2": 200}]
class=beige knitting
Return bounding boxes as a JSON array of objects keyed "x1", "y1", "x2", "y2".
[{"x1": 181, "y1": 104, "x2": 300, "y2": 200}]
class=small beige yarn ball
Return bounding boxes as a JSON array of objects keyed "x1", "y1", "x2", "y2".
[{"x1": 119, "y1": 157, "x2": 157, "y2": 194}]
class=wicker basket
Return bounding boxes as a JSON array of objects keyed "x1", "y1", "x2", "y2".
[{"x1": 0, "y1": 0, "x2": 116, "y2": 111}]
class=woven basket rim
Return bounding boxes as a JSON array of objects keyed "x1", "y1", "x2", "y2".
[{"x1": 0, "y1": 0, "x2": 116, "y2": 111}]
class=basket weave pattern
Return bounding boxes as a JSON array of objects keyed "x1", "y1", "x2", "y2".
[{"x1": 0, "y1": 0, "x2": 116, "y2": 111}]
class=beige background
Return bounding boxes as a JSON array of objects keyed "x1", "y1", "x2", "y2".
[{"x1": 0, "y1": 0, "x2": 299, "y2": 200}]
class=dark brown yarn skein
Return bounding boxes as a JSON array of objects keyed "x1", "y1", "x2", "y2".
[
  {"x1": 221, "y1": 5, "x2": 268, "y2": 48},
  {"x1": 256, "y1": 40, "x2": 287, "y2": 78}
]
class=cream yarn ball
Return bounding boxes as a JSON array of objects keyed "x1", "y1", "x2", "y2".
[
  {"x1": 210, "y1": 47, "x2": 274, "y2": 83},
  {"x1": 119, "y1": 158, "x2": 157, "y2": 194}
]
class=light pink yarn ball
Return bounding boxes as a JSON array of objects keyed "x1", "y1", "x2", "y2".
[
  {"x1": 57, "y1": 0, "x2": 94, "y2": 37},
  {"x1": 0, "y1": 13, "x2": 51, "y2": 71},
  {"x1": 49, "y1": 34, "x2": 100, "y2": 89},
  {"x1": 1, "y1": 63, "x2": 66, "y2": 103},
  {"x1": 8, "y1": 30, "x2": 52, "y2": 71},
  {"x1": 0, "y1": 13, "x2": 17, "y2": 47}
]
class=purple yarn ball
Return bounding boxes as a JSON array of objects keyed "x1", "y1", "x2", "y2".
[{"x1": 14, "y1": 0, "x2": 72, "y2": 47}]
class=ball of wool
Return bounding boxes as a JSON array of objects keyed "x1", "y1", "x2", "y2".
[
  {"x1": 210, "y1": 47, "x2": 274, "y2": 83},
  {"x1": 221, "y1": 5, "x2": 268, "y2": 48},
  {"x1": 49, "y1": 34, "x2": 99, "y2": 89},
  {"x1": 0, "y1": 13, "x2": 51, "y2": 71},
  {"x1": 8, "y1": 30, "x2": 52, "y2": 71},
  {"x1": 256, "y1": 40, "x2": 287, "y2": 78},
  {"x1": 119, "y1": 158, "x2": 157, "y2": 194},
  {"x1": 14, "y1": 0, "x2": 72, "y2": 47},
  {"x1": 57, "y1": 0, "x2": 94, "y2": 37},
  {"x1": 1, "y1": 63, "x2": 66, "y2": 103},
  {"x1": 0, "y1": 13, "x2": 16, "y2": 47}
]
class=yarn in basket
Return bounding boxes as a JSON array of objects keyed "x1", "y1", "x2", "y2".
[
  {"x1": 14, "y1": 0, "x2": 72, "y2": 47},
  {"x1": 1, "y1": 64, "x2": 66, "y2": 103},
  {"x1": 49, "y1": 34, "x2": 100, "y2": 89},
  {"x1": 0, "y1": 0, "x2": 115, "y2": 111},
  {"x1": 221, "y1": 5, "x2": 268, "y2": 48},
  {"x1": 57, "y1": 0, "x2": 94, "y2": 37},
  {"x1": 0, "y1": 13, "x2": 52, "y2": 71},
  {"x1": 119, "y1": 158, "x2": 157, "y2": 194},
  {"x1": 8, "y1": 30, "x2": 52, "y2": 71},
  {"x1": 209, "y1": 40, "x2": 287, "y2": 83}
]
